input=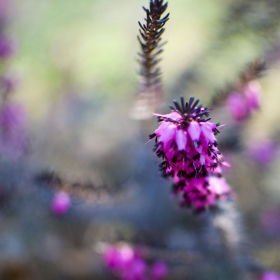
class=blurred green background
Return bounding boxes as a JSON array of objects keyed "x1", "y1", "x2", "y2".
[
  {"x1": 7, "y1": 0, "x2": 280, "y2": 179},
  {"x1": 10, "y1": 0, "x2": 266, "y2": 119}
]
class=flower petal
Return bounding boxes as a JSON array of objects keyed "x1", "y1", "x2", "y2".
[
  {"x1": 176, "y1": 129, "x2": 187, "y2": 151},
  {"x1": 188, "y1": 121, "x2": 201, "y2": 142},
  {"x1": 201, "y1": 122, "x2": 216, "y2": 143},
  {"x1": 159, "y1": 123, "x2": 176, "y2": 145}
]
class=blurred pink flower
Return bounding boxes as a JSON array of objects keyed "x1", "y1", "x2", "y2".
[
  {"x1": 123, "y1": 258, "x2": 146, "y2": 280},
  {"x1": 247, "y1": 140, "x2": 277, "y2": 164},
  {"x1": 51, "y1": 191, "x2": 71, "y2": 216},
  {"x1": 104, "y1": 244, "x2": 134, "y2": 272},
  {"x1": 151, "y1": 261, "x2": 168, "y2": 279},
  {"x1": 227, "y1": 92, "x2": 249, "y2": 122},
  {"x1": 0, "y1": 102, "x2": 27, "y2": 157},
  {"x1": 244, "y1": 80, "x2": 261, "y2": 109},
  {"x1": 227, "y1": 80, "x2": 262, "y2": 122},
  {"x1": 104, "y1": 244, "x2": 146, "y2": 280},
  {"x1": 103, "y1": 244, "x2": 168, "y2": 280},
  {"x1": 262, "y1": 271, "x2": 280, "y2": 280}
]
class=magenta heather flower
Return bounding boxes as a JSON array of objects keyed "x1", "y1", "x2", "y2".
[
  {"x1": 149, "y1": 96, "x2": 232, "y2": 210},
  {"x1": 227, "y1": 80, "x2": 262, "y2": 122},
  {"x1": 51, "y1": 191, "x2": 71, "y2": 216},
  {"x1": 262, "y1": 271, "x2": 280, "y2": 280},
  {"x1": 172, "y1": 175, "x2": 232, "y2": 210}
]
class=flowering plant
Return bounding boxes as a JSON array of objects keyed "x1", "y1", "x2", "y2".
[{"x1": 149, "y1": 96, "x2": 232, "y2": 210}]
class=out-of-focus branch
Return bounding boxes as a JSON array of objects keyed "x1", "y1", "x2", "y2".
[
  {"x1": 209, "y1": 59, "x2": 266, "y2": 107},
  {"x1": 132, "y1": 0, "x2": 169, "y2": 120}
]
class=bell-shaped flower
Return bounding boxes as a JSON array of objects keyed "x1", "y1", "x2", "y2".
[{"x1": 176, "y1": 129, "x2": 187, "y2": 151}]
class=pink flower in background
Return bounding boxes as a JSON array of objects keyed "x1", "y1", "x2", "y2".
[
  {"x1": 123, "y1": 258, "x2": 146, "y2": 280},
  {"x1": 51, "y1": 191, "x2": 71, "y2": 216},
  {"x1": 104, "y1": 244, "x2": 134, "y2": 272},
  {"x1": 247, "y1": 139, "x2": 277, "y2": 165},
  {"x1": 0, "y1": 102, "x2": 27, "y2": 157},
  {"x1": 227, "y1": 92, "x2": 249, "y2": 122},
  {"x1": 149, "y1": 96, "x2": 232, "y2": 211},
  {"x1": 103, "y1": 244, "x2": 168, "y2": 280},
  {"x1": 262, "y1": 271, "x2": 280, "y2": 280},
  {"x1": 227, "y1": 80, "x2": 262, "y2": 122},
  {"x1": 244, "y1": 80, "x2": 261, "y2": 109}
]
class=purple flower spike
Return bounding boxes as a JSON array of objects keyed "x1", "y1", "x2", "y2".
[
  {"x1": 262, "y1": 271, "x2": 280, "y2": 280},
  {"x1": 51, "y1": 191, "x2": 71, "y2": 216},
  {"x1": 150, "y1": 96, "x2": 232, "y2": 211}
]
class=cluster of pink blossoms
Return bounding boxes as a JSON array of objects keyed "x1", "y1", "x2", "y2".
[
  {"x1": 149, "y1": 96, "x2": 232, "y2": 211},
  {"x1": 227, "y1": 80, "x2": 261, "y2": 122},
  {"x1": 103, "y1": 244, "x2": 168, "y2": 280}
]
